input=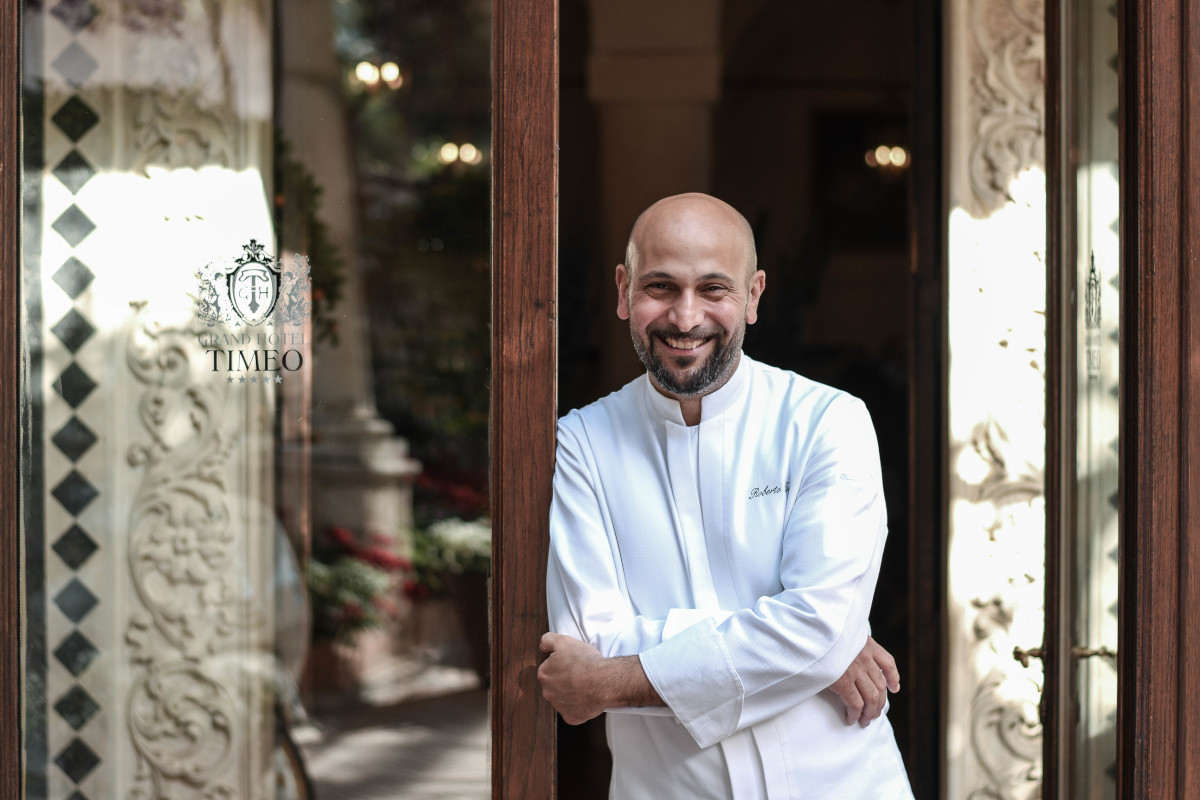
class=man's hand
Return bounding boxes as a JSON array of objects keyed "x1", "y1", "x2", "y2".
[
  {"x1": 828, "y1": 636, "x2": 900, "y2": 727},
  {"x1": 537, "y1": 632, "x2": 663, "y2": 724}
]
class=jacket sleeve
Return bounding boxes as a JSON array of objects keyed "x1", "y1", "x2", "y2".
[
  {"x1": 546, "y1": 417, "x2": 675, "y2": 656},
  {"x1": 637, "y1": 397, "x2": 887, "y2": 748}
]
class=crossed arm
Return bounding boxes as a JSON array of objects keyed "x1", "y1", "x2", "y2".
[
  {"x1": 541, "y1": 399, "x2": 903, "y2": 743},
  {"x1": 537, "y1": 630, "x2": 900, "y2": 728}
]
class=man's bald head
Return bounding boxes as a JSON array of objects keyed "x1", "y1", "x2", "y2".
[{"x1": 624, "y1": 193, "x2": 758, "y2": 286}]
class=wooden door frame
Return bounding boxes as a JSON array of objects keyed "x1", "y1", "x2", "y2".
[
  {"x1": 1, "y1": 1, "x2": 22, "y2": 798},
  {"x1": 1116, "y1": 0, "x2": 1200, "y2": 795},
  {"x1": 490, "y1": 0, "x2": 559, "y2": 798},
  {"x1": 1043, "y1": 0, "x2": 1200, "y2": 797}
]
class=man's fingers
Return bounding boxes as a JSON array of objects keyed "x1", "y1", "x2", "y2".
[
  {"x1": 855, "y1": 674, "x2": 882, "y2": 727},
  {"x1": 540, "y1": 632, "x2": 557, "y2": 653},
  {"x1": 867, "y1": 636, "x2": 901, "y2": 693}
]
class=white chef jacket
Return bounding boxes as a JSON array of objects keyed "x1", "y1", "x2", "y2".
[{"x1": 547, "y1": 354, "x2": 914, "y2": 799}]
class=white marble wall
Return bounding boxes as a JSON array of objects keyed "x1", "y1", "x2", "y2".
[{"x1": 944, "y1": 0, "x2": 1048, "y2": 797}]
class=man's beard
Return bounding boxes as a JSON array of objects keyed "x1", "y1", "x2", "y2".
[{"x1": 630, "y1": 321, "x2": 744, "y2": 397}]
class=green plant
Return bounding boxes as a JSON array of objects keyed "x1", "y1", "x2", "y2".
[
  {"x1": 404, "y1": 517, "x2": 490, "y2": 602},
  {"x1": 307, "y1": 528, "x2": 410, "y2": 641}
]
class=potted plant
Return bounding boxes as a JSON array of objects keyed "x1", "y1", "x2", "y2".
[{"x1": 305, "y1": 527, "x2": 410, "y2": 693}]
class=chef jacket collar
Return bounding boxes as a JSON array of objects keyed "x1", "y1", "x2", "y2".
[{"x1": 643, "y1": 352, "x2": 752, "y2": 427}]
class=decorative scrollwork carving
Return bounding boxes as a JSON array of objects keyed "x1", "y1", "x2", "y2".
[
  {"x1": 124, "y1": 303, "x2": 259, "y2": 799},
  {"x1": 968, "y1": 670, "x2": 1044, "y2": 800},
  {"x1": 968, "y1": 0, "x2": 1045, "y2": 215},
  {"x1": 128, "y1": 88, "x2": 237, "y2": 175},
  {"x1": 127, "y1": 661, "x2": 239, "y2": 794},
  {"x1": 960, "y1": 414, "x2": 1045, "y2": 799}
]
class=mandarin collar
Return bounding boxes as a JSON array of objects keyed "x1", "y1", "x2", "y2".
[{"x1": 642, "y1": 353, "x2": 752, "y2": 427}]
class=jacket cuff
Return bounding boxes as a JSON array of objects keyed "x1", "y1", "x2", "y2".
[{"x1": 639, "y1": 617, "x2": 743, "y2": 748}]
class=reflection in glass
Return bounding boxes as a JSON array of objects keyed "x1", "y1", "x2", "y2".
[
  {"x1": 1071, "y1": 0, "x2": 1120, "y2": 794},
  {"x1": 20, "y1": 0, "x2": 491, "y2": 797}
]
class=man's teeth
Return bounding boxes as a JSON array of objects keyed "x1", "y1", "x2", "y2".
[{"x1": 664, "y1": 337, "x2": 705, "y2": 350}]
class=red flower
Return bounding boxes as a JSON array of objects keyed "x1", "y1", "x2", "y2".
[{"x1": 327, "y1": 527, "x2": 356, "y2": 548}]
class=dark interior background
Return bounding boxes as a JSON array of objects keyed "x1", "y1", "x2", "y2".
[{"x1": 557, "y1": 0, "x2": 915, "y2": 793}]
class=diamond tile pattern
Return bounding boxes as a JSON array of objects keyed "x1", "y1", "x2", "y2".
[
  {"x1": 51, "y1": 43, "x2": 98, "y2": 88},
  {"x1": 67, "y1": 792, "x2": 90, "y2": 800},
  {"x1": 54, "y1": 685, "x2": 100, "y2": 731},
  {"x1": 51, "y1": 309, "x2": 96, "y2": 354},
  {"x1": 51, "y1": 97, "x2": 99, "y2": 142},
  {"x1": 53, "y1": 363, "x2": 97, "y2": 408},
  {"x1": 52, "y1": 417, "x2": 98, "y2": 462},
  {"x1": 53, "y1": 257, "x2": 95, "y2": 299},
  {"x1": 54, "y1": 578, "x2": 99, "y2": 623},
  {"x1": 52, "y1": 205, "x2": 96, "y2": 247},
  {"x1": 51, "y1": 0, "x2": 100, "y2": 34},
  {"x1": 51, "y1": 470, "x2": 98, "y2": 516},
  {"x1": 53, "y1": 525, "x2": 99, "y2": 569},
  {"x1": 53, "y1": 150, "x2": 96, "y2": 195},
  {"x1": 54, "y1": 631, "x2": 99, "y2": 676},
  {"x1": 54, "y1": 737, "x2": 100, "y2": 783}
]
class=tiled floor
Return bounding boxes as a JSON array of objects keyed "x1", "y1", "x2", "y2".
[{"x1": 299, "y1": 689, "x2": 490, "y2": 800}]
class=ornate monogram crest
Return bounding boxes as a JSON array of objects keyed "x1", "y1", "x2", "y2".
[{"x1": 196, "y1": 240, "x2": 312, "y2": 328}]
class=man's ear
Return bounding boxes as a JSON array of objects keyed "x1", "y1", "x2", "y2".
[
  {"x1": 745, "y1": 269, "x2": 766, "y2": 325},
  {"x1": 615, "y1": 264, "x2": 630, "y2": 320}
]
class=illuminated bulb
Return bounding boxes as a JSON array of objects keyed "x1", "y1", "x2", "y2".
[
  {"x1": 864, "y1": 149, "x2": 878, "y2": 167},
  {"x1": 380, "y1": 62, "x2": 400, "y2": 83},
  {"x1": 459, "y1": 143, "x2": 480, "y2": 164},
  {"x1": 889, "y1": 146, "x2": 908, "y2": 167},
  {"x1": 355, "y1": 61, "x2": 380, "y2": 85},
  {"x1": 875, "y1": 145, "x2": 891, "y2": 166},
  {"x1": 438, "y1": 142, "x2": 460, "y2": 163}
]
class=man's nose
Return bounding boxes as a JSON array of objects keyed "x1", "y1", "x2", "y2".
[{"x1": 667, "y1": 292, "x2": 703, "y2": 331}]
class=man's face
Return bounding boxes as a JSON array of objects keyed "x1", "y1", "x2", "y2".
[{"x1": 616, "y1": 209, "x2": 765, "y2": 400}]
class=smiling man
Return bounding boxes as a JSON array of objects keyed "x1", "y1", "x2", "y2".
[{"x1": 539, "y1": 193, "x2": 914, "y2": 798}]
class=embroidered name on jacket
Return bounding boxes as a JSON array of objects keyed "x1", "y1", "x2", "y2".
[{"x1": 748, "y1": 481, "x2": 790, "y2": 500}]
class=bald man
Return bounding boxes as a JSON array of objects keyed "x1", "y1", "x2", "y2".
[{"x1": 539, "y1": 194, "x2": 914, "y2": 798}]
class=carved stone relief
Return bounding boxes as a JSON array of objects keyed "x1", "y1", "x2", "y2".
[
  {"x1": 966, "y1": 0, "x2": 1046, "y2": 216},
  {"x1": 123, "y1": 305, "x2": 267, "y2": 800},
  {"x1": 946, "y1": 0, "x2": 1047, "y2": 792}
]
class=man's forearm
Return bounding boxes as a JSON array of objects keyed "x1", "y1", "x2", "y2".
[{"x1": 599, "y1": 655, "x2": 665, "y2": 708}]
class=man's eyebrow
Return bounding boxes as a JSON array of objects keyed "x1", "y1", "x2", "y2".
[{"x1": 636, "y1": 271, "x2": 737, "y2": 283}]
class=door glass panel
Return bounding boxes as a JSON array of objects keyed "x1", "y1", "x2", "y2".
[
  {"x1": 19, "y1": 1, "x2": 491, "y2": 797},
  {"x1": 1070, "y1": 0, "x2": 1120, "y2": 793}
]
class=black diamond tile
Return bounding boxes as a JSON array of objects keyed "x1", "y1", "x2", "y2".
[
  {"x1": 51, "y1": 97, "x2": 99, "y2": 143},
  {"x1": 53, "y1": 363, "x2": 97, "y2": 408},
  {"x1": 53, "y1": 257, "x2": 95, "y2": 299},
  {"x1": 54, "y1": 685, "x2": 100, "y2": 730},
  {"x1": 54, "y1": 578, "x2": 98, "y2": 623},
  {"x1": 53, "y1": 524, "x2": 99, "y2": 569},
  {"x1": 1108, "y1": 490, "x2": 1119, "y2": 510},
  {"x1": 1108, "y1": 545, "x2": 1119, "y2": 564},
  {"x1": 54, "y1": 737, "x2": 100, "y2": 783},
  {"x1": 67, "y1": 792, "x2": 90, "y2": 800},
  {"x1": 51, "y1": 0, "x2": 100, "y2": 34},
  {"x1": 52, "y1": 205, "x2": 96, "y2": 247},
  {"x1": 1108, "y1": 600, "x2": 1119, "y2": 618},
  {"x1": 53, "y1": 150, "x2": 96, "y2": 195},
  {"x1": 51, "y1": 470, "x2": 98, "y2": 517},
  {"x1": 51, "y1": 43, "x2": 98, "y2": 88},
  {"x1": 54, "y1": 631, "x2": 99, "y2": 676},
  {"x1": 52, "y1": 309, "x2": 97, "y2": 354},
  {"x1": 52, "y1": 417, "x2": 98, "y2": 462},
  {"x1": 51, "y1": 309, "x2": 96, "y2": 354}
]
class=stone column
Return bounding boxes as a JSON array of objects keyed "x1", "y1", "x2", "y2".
[
  {"x1": 278, "y1": 0, "x2": 420, "y2": 543},
  {"x1": 943, "y1": 0, "x2": 1048, "y2": 797},
  {"x1": 587, "y1": 0, "x2": 723, "y2": 389}
]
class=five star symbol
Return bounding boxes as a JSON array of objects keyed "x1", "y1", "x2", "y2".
[{"x1": 226, "y1": 373, "x2": 286, "y2": 385}]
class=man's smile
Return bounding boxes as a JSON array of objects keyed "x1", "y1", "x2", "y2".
[{"x1": 659, "y1": 335, "x2": 714, "y2": 352}]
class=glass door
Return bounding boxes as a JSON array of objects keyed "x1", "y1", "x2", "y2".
[
  {"x1": 1049, "y1": 0, "x2": 1120, "y2": 794},
  {"x1": 17, "y1": 1, "x2": 492, "y2": 797}
]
